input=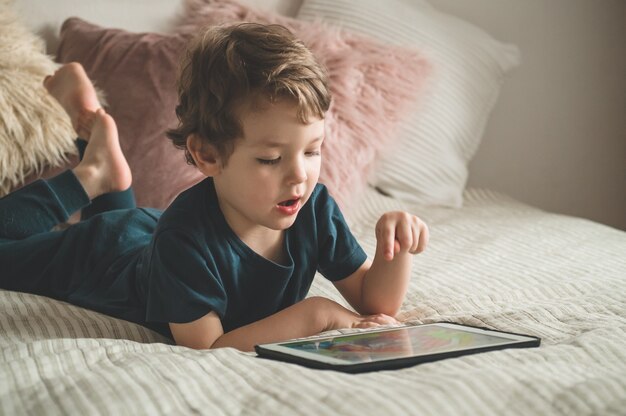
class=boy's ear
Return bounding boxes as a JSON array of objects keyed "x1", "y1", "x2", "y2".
[{"x1": 186, "y1": 134, "x2": 222, "y2": 176}]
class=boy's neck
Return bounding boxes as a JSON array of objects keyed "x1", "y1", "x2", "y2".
[
  {"x1": 215, "y1": 197, "x2": 285, "y2": 263},
  {"x1": 212, "y1": 181, "x2": 288, "y2": 264},
  {"x1": 238, "y1": 227, "x2": 286, "y2": 265}
]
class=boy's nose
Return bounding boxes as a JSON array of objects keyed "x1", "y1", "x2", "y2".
[{"x1": 287, "y1": 157, "x2": 308, "y2": 184}]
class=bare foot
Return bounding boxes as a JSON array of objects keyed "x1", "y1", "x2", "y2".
[
  {"x1": 72, "y1": 109, "x2": 132, "y2": 200},
  {"x1": 44, "y1": 62, "x2": 101, "y2": 139}
]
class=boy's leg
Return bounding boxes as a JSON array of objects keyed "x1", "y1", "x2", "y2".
[
  {"x1": 0, "y1": 170, "x2": 90, "y2": 240},
  {"x1": 0, "y1": 63, "x2": 99, "y2": 240},
  {"x1": 0, "y1": 111, "x2": 131, "y2": 240},
  {"x1": 0, "y1": 63, "x2": 132, "y2": 240},
  {"x1": 43, "y1": 62, "x2": 101, "y2": 140},
  {"x1": 75, "y1": 138, "x2": 136, "y2": 220},
  {"x1": 1, "y1": 114, "x2": 132, "y2": 301},
  {"x1": 71, "y1": 109, "x2": 132, "y2": 209},
  {"x1": 44, "y1": 62, "x2": 135, "y2": 219},
  {"x1": 0, "y1": 64, "x2": 133, "y2": 300}
]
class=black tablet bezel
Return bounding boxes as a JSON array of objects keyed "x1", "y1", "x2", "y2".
[{"x1": 255, "y1": 322, "x2": 541, "y2": 373}]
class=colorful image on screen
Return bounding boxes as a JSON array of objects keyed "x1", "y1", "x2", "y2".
[{"x1": 282, "y1": 325, "x2": 512, "y2": 363}]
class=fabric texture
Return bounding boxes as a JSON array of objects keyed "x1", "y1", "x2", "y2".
[
  {"x1": 2, "y1": 187, "x2": 626, "y2": 414},
  {"x1": 298, "y1": 0, "x2": 521, "y2": 207},
  {"x1": 173, "y1": 0, "x2": 431, "y2": 209},
  {"x1": 56, "y1": 18, "x2": 202, "y2": 210},
  {"x1": 0, "y1": 1, "x2": 76, "y2": 197}
]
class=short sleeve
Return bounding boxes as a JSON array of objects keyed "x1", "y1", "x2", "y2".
[
  {"x1": 315, "y1": 186, "x2": 368, "y2": 281},
  {"x1": 145, "y1": 228, "x2": 227, "y2": 324}
]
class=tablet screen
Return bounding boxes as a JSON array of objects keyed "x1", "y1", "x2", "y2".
[{"x1": 279, "y1": 323, "x2": 517, "y2": 363}]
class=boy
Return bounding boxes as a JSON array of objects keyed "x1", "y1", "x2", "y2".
[{"x1": 0, "y1": 23, "x2": 428, "y2": 352}]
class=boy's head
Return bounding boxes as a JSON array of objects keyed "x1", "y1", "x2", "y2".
[{"x1": 167, "y1": 23, "x2": 331, "y2": 165}]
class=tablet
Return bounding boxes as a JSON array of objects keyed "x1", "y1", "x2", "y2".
[{"x1": 255, "y1": 322, "x2": 541, "y2": 373}]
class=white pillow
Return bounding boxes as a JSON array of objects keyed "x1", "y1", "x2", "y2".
[{"x1": 297, "y1": 0, "x2": 520, "y2": 207}]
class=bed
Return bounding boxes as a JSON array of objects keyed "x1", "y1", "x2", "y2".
[{"x1": 2, "y1": 0, "x2": 625, "y2": 414}]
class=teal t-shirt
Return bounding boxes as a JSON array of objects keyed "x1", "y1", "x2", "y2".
[{"x1": 139, "y1": 178, "x2": 367, "y2": 337}]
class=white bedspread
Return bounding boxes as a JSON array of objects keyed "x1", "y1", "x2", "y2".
[{"x1": 2, "y1": 188, "x2": 625, "y2": 415}]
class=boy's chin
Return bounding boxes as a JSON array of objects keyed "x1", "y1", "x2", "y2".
[{"x1": 267, "y1": 216, "x2": 298, "y2": 231}]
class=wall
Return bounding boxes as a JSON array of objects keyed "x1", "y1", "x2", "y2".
[{"x1": 430, "y1": 0, "x2": 626, "y2": 230}]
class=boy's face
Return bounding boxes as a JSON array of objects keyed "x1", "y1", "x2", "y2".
[{"x1": 212, "y1": 98, "x2": 325, "y2": 235}]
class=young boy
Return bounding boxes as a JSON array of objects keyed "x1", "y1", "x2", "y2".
[{"x1": 0, "y1": 23, "x2": 428, "y2": 352}]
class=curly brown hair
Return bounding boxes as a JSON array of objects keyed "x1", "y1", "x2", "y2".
[{"x1": 166, "y1": 23, "x2": 331, "y2": 165}]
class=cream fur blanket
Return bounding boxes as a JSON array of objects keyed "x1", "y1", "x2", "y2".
[{"x1": 0, "y1": 0, "x2": 75, "y2": 196}]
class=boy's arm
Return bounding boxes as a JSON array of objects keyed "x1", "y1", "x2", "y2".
[
  {"x1": 170, "y1": 296, "x2": 394, "y2": 352},
  {"x1": 333, "y1": 211, "x2": 428, "y2": 317},
  {"x1": 333, "y1": 252, "x2": 413, "y2": 317}
]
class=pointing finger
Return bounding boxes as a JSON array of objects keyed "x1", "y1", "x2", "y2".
[
  {"x1": 381, "y1": 224, "x2": 395, "y2": 261},
  {"x1": 416, "y1": 222, "x2": 429, "y2": 253}
]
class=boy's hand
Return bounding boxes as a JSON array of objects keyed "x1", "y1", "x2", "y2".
[
  {"x1": 318, "y1": 297, "x2": 400, "y2": 331},
  {"x1": 351, "y1": 313, "x2": 401, "y2": 329},
  {"x1": 375, "y1": 211, "x2": 429, "y2": 261}
]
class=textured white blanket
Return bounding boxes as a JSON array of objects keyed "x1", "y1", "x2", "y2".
[{"x1": 2, "y1": 188, "x2": 625, "y2": 415}]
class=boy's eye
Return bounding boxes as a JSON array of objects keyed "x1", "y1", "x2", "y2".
[
  {"x1": 257, "y1": 157, "x2": 281, "y2": 165},
  {"x1": 306, "y1": 150, "x2": 321, "y2": 157}
]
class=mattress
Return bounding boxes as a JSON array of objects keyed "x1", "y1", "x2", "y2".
[{"x1": 2, "y1": 187, "x2": 625, "y2": 415}]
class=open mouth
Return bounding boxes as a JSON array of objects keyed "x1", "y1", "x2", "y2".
[{"x1": 278, "y1": 198, "x2": 299, "y2": 207}]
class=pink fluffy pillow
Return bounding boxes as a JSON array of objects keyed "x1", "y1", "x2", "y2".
[{"x1": 176, "y1": 0, "x2": 431, "y2": 209}]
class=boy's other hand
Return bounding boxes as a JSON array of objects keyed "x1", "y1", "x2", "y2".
[{"x1": 375, "y1": 211, "x2": 429, "y2": 261}]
